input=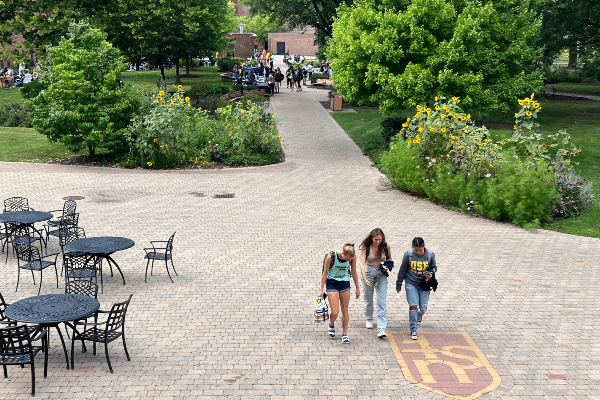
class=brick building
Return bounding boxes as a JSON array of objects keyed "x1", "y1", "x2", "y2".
[
  {"x1": 0, "y1": 34, "x2": 39, "y2": 71},
  {"x1": 268, "y1": 26, "x2": 318, "y2": 56}
]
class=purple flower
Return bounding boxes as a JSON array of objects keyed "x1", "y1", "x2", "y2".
[{"x1": 513, "y1": 155, "x2": 518, "y2": 159}]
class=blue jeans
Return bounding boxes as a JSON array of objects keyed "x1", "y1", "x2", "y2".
[
  {"x1": 363, "y1": 266, "x2": 387, "y2": 332},
  {"x1": 405, "y1": 282, "x2": 430, "y2": 333}
]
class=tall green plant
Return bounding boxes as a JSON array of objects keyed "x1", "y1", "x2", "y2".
[{"x1": 31, "y1": 21, "x2": 135, "y2": 155}]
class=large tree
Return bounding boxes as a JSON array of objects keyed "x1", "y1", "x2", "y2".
[
  {"x1": 242, "y1": 0, "x2": 353, "y2": 47},
  {"x1": 327, "y1": 0, "x2": 544, "y2": 115},
  {"x1": 0, "y1": 0, "x2": 236, "y2": 78},
  {"x1": 31, "y1": 21, "x2": 134, "y2": 155},
  {"x1": 535, "y1": 0, "x2": 600, "y2": 66}
]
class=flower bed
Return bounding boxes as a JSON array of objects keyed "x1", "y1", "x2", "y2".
[{"x1": 380, "y1": 95, "x2": 594, "y2": 228}]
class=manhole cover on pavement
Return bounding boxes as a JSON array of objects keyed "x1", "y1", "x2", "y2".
[
  {"x1": 214, "y1": 193, "x2": 235, "y2": 199},
  {"x1": 62, "y1": 196, "x2": 85, "y2": 201}
]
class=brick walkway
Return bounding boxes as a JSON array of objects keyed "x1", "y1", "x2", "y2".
[{"x1": 0, "y1": 58, "x2": 599, "y2": 399}]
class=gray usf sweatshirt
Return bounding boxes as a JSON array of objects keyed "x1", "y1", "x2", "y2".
[{"x1": 396, "y1": 248, "x2": 437, "y2": 291}]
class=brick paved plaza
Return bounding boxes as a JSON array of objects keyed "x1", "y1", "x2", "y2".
[{"x1": 0, "y1": 58, "x2": 599, "y2": 399}]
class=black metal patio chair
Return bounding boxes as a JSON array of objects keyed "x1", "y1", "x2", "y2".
[
  {"x1": 44, "y1": 200, "x2": 77, "y2": 242},
  {"x1": 63, "y1": 252, "x2": 97, "y2": 288},
  {"x1": 0, "y1": 324, "x2": 48, "y2": 396},
  {"x1": 14, "y1": 244, "x2": 59, "y2": 295},
  {"x1": 3, "y1": 197, "x2": 32, "y2": 212},
  {"x1": 0, "y1": 292, "x2": 16, "y2": 327},
  {"x1": 70, "y1": 294, "x2": 133, "y2": 373},
  {"x1": 5, "y1": 224, "x2": 44, "y2": 263},
  {"x1": 144, "y1": 232, "x2": 177, "y2": 283},
  {"x1": 46, "y1": 213, "x2": 79, "y2": 242}
]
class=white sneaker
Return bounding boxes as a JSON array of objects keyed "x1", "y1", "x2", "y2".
[
  {"x1": 365, "y1": 321, "x2": 373, "y2": 329},
  {"x1": 377, "y1": 331, "x2": 387, "y2": 338},
  {"x1": 411, "y1": 331, "x2": 418, "y2": 340}
]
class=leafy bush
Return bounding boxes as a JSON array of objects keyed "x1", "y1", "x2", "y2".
[
  {"x1": 0, "y1": 102, "x2": 33, "y2": 127},
  {"x1": 125, "y1": 90, "x2": 282, "y2": 169},
  {"x1": 240, "y1": 94, "x2": 268, "y2": 104},
  {"x1": 189, "y1": 82, "x2": 232, "y2": 102},
  {"x1": 380, "y1": 116, "x2": 407, "y2": 142},
  {"x1": 544, "y1": 67, "x2": 594, "y2": 84},
  {"x1": 310, "y1": 73, "x2": 324, "y2": 83},
  {"x1": 20, "y1": 80, "x2": 47, "y2": 101},
  {"x1": 126, "y1": 89, "x2": 196, "y2": 168},
  {"x1": 380, "y1": 94, "x2": 593, "y2": 227},
  {"x1": 31, "y1": 21, "x2": 135, "y2": 155},
  {"x1": 217, "y1": 57, "x2": 245, "y2": 72},
  {"x1": 551, "y1": 155, "x2": 595, "y2": 218},
  {"x1": 198, "y1": 97, "x2": 224, "y2": 114},
  {"x1": 232, "y1": 84, "x2": 258, "y2": 94}
]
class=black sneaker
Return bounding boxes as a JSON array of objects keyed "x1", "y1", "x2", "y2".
[{"x1": 411, "y1": 331, "x2": 417, "y2": 340}]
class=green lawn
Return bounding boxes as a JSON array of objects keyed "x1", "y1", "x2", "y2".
[
  {"x1": 0, "y1": 88, "x2": 24, "y2": 107},
  {"x1": 0, "y1": 127, "x2": 91, "y2": 162},
  {"x1": 330, "y1": 110, "x2": 396, "y2": 164},
  {"x1": 550, "y1": 83, "x2": 600, "y2": 96},
  {"x1": 334, "y1": 99, "x2": 600, "y2": 238},
  {"x1": 122, "y1": 65, "x2": 224, "y2": 92}
]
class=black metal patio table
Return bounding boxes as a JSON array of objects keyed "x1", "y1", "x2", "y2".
[
  {"x1": 0, "y1": 211, "x2": 53, "y2": 225},
  {"x1": 63, "y1": 237, "x2": 134, "y2": 286},
  {"x1": 5, "y1": 293, "x2": 100, "y2": 369}
]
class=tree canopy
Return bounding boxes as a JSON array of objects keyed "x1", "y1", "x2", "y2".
[
  {"x1": 327, "y1": 0, "x2": 544, "y2": 115},
  {"x1": 242, "y1": 0, "x2": 353, "y2": 46},
  {"x1": 31, "y1": 21, "x2": 135, "y2": 155},
  {"x1": 0, "y1": 0, "x2": 236, "y2": 74}
]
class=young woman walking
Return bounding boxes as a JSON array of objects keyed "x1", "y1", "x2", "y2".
[
  {"x1": 319, "y1": 243, "x2": 360, "y2": 344},
  {"x1": 359, "y1": 228, "x2": 392, "y2": 338},
  {"x1": 396, "y1": 237, "x2": 437, "y2": 340}
]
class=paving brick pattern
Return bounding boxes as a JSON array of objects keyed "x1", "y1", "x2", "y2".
[{"x1": 0, "y1": 57, "x2": 599, "y2": 399}]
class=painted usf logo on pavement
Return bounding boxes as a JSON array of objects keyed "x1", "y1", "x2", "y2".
[{"x1": 388, "y1": 331, "x2": 501, "y2": 400}]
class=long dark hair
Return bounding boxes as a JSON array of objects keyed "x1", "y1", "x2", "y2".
[{"x1": 359, "y1": 228, "x2": 387, "y2": 258}]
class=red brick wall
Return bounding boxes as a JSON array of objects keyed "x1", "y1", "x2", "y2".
[
  {"x1": 268, "y1": 31, "x2": 318, "y2": 56},
  {"x1": 225, "y1": 33, "x2": 258, "y2": 59}
]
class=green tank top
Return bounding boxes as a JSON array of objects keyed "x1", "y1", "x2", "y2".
[{"x1": 327, "y1": 253, "x2": 350, "y2": 282}]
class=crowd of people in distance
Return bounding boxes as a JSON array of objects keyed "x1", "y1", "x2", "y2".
[
  {"x1": 230, "y1": 50, "x2": 334, "y2": 95},
  {"x1": 1, "y1": 63, "x2": 44, "y2": 88}
]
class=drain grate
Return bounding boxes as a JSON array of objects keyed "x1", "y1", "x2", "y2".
[
  {"x1": 214, "y1": 193, "x2": 235, "y2": 199},
  {"x1": 62, "y1": 196, "x2": 85, "y2": 201},
  {"x1": 189, "y1": 192, "x2": 206, "y2": 197}
]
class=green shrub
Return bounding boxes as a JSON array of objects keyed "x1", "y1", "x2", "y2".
[
  {"x1": 380, "y1": 116, "x2": 407, "y2": 142},
  {"x1": 544, "y1": 67, "x2": 594, "y2": 84},
  {"x1": 189, "y1": 82, "x2": 232, "y2": 102},
  {"x1": 126, "y1": 89, "x2": 196, "y2": 168},
  {"x1": 217, "y1": 57, "x2": 245, "y2": 72},
  {"x1": 379, "y1": 94, "x2": 589, "y2": 227},
  {"x1": 20, "y1": 80, "x2": 47, "y2": 101},
  {"x1": 240, "y1": 94, "x2": 268, "y2": 104},
  {"x1": 551, "y1": 155, "x2": 595, "y2": 218},
  {"x1": 0, "y1": 102, "x2": 33, "y2": 127},
  {"x1": 198, "y1": 96, "x2": 225, "y2": 114},
  {"x1": 310, "y1": 73, "x2": 324, "y2": 83}
]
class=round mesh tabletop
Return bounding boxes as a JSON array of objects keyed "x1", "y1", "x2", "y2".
[
  {"x1": 0, "y1": 211, "x2": 53, "y2": 224},
  {"x1": 64, "y1": 236, "x2": 135, "y2": 254},
  {"x1": 5, "y1": 294, "x2": 100, "y2": 324}
]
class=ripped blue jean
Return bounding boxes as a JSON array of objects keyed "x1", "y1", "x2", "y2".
[
  {"x1": 363, "y1": 266, "x2": 387, "y2": 332},
  {"x1": 405, "y1": 282, "x2": 429, "y2": 333}
]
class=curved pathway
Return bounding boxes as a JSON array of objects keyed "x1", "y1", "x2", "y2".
[{"x1": 0, "y1": 57, "x2": 598, "y2": 399}]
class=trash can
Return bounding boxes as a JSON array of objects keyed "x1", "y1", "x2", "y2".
[{"x1": 330, "y1": 94, "x2": 343, "y2": 111}]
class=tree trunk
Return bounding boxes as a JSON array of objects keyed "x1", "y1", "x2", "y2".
[
  {"x1": 568, "y1": 47, "x2": 578, "y2": 68},
  {"x1": 186, "y1": 57, "x2": 190, "y2": 75},
  {"x1": 87, "y1": 145, "x2": 95, "y2": 156},
  {"x1": 175, "y1": 61, "x2": 181, "y2": 84},
  {"x1": 160, "y1": 63, "x2": 165, "y2": 81}
]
